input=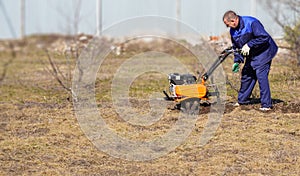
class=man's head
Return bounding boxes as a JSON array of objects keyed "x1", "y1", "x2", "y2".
[{"x1": 223, "y1": 10, "x2": 239, "y2": 29}]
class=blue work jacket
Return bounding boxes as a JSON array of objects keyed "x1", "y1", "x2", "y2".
[{"x1": 231, "y1": 16, "x2": 278, "y2": 69}]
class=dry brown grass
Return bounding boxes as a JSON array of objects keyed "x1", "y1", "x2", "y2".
[{"x1": 0, "y1": 36, "x2": 300, "y2": 175}]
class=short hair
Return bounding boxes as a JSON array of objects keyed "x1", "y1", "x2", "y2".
[{"x1": 223, "y1": 10, "x2": 238, "y2": 21}]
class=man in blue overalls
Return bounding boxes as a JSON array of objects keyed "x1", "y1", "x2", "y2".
[{"x1": 223, "y1": 10, "x2": 278, "y2": 111}]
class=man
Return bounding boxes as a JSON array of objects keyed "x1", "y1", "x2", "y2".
[{"x1": 223, "y1": 10, "x2": 278, "y2": 111}]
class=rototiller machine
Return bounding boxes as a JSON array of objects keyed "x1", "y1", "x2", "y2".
[{"x1": 163, "y1": 47, "x2": 239, "y2": 110}]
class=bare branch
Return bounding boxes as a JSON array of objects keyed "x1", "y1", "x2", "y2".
[
  {"x1": 73, "y1": 0, "x2": 82, "y2": 34},
  {"x1": 45, "y1": 49, "x2": 71, "y2": 92},
  {"x1": 263, "y1": 0, "x2": 300, "y2": 65}
]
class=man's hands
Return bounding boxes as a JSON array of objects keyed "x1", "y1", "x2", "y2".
[
  {"x1": 232, "y1": 63, "x2": 239, "y2": 73},
  {"x1": 241, "y1": 44, "x2": 250, "y2": 56}
]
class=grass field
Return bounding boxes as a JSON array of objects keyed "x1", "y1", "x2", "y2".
[{"x1": 0, "y1": 35, "x2": 300, "y2": 175}]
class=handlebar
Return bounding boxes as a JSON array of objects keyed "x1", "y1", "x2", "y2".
[
  {"x1": 201, "y1": 46, "x2": 240, "y2": 83},
  {"x1": 220, "y1": 46, "x2": 241, "y2": 55}
]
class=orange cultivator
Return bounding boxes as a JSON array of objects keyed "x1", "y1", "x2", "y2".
[{"x1": 163, "y1": 47, "x2": 239, "y2": 109}]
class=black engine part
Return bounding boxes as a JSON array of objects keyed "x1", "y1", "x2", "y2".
[{"x1": 168, "y1": 73, "x2": 197, "y2": 85}]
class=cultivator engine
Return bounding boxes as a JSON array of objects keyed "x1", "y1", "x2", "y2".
[{"x1": 167, "y1": 73, "x2": 208, "y2": 100}]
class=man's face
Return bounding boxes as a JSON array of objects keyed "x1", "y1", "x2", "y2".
[{"x1": 224, "y1": 17, "x2": 239, "y2": 29}]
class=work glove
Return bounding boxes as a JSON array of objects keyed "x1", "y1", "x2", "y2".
[
  {"x1": 232, "y1": 63, "x2": 239, "y2": 73},
  {"x1": 241, "y1": 44, "x2": 250, "y2": 56}
]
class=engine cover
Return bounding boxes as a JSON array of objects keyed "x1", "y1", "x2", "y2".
[{"x1": 168, "y1": 73, "x2": 196, "y2": 85}]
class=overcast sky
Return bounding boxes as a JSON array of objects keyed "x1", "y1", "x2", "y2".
[{"x1": 0, "y1": 0, "x2": 283, "y2": 39}]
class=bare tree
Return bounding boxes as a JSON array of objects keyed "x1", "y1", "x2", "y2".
[
  {"x1": 45, "y1": 49, "x2": 71, "y2": 93},
  {"x1": 56, "y1": 0, "x2": 82, "y2": 35},
  {"x1": 42, "y1": 48, "x2": 78, "y2": 101},
  {"x1": 263, "y1": 0, "x2": 300, "y2": 65},
  {"x1": 72, "y1": 0, "x2": 82, "y2": 35}
]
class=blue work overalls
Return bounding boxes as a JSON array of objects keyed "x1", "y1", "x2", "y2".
[{"x1": 230, "y1": 16, "x2": 278, "y2": 108}]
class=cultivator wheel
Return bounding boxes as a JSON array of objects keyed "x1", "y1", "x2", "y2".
[{"x1": 179, "y1": 97, "x2": 200, "y2": 115}]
